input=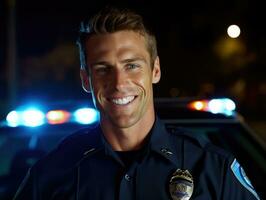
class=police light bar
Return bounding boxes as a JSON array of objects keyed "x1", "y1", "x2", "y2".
[
  {"x1": 5, "y1": 106, "x2": 99, "y2": 127},
  {"x1": 188, "y1": 98, "x2": 236, "y2": 116}
]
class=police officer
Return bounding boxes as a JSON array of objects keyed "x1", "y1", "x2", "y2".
[{"x1": 13, "y1": 6, "x2": 260, "y2": 200}]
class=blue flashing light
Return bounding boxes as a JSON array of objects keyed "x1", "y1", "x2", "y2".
[
  {"x1": 6, "y1": 108, "x2": 45, "y2": 127},
  {"x1": 21, "y1": 109, "x2": 45, "y2": 127},
  {"x1": 6, "y1": 111, "x2": 20, "y2": 127},
  {"x1": 224, "y1": 98, "x2": 236, "y2": 111},
  {"x1": 74, "y1": 108, "x2": 99, "y2": 124},
  {"x1": 208, "y1": 98, "x2": 236, "y2": 116}
]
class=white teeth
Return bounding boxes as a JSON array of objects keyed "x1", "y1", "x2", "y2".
[{"x1": 111, "y1": 96, "x2": 135, "y2": 105}]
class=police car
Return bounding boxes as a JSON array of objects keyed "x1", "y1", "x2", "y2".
[{"x1": 0, "y1": 97, "x2": 265, "y2": 199}]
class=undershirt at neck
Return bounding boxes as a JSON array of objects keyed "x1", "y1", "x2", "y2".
[
  {"x1": 114, "y1": 123, "x2": 153, "y2": 168},
  {"x1": 116, "y1": 149, "x2": 145, "y2": 168}
]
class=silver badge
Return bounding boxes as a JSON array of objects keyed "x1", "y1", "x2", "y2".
[{"x1": 169, "y1": 169, "x2": 194, "y2": 200}]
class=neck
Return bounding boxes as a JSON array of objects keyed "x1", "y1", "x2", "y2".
[{"x1": 100, "y1": 109, "x2": 155, "y2": 151}]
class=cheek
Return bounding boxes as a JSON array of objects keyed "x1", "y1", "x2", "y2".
[
  {"x1": 89, "y1": 79, "x2": 104, "y2": 104},
  {"x1": 91, "y1": 76, "x2": 107, "y2": 90},
  {"x1": 134, "y1": 75, "x2": 153, "y2": 96}
]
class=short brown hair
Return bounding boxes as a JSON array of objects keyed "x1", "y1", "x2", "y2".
[{"x1": 77, "y1": 7, "x2": 158, "y2": 71}]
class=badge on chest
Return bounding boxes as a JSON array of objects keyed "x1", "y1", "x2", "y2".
[{"x1": 169, "y1": 169, "x2": 194, "y2": 200}]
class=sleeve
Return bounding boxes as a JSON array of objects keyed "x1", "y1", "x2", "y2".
[
  {"x1": 221, "y1": 158, "x2": 261, "y2": 200},
  {"x1": 13, "y1": 167, "x2": 38, "y2": 200}
]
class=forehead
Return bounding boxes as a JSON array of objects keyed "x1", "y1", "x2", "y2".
[{"x1": 84, "y1": 31, "x2": 149, "y2": 60}]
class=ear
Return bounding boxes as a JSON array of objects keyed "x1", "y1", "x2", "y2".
[
  {"x1": 152, "y1": 56, "x2": 161, "y2": 84},
  {"x1": 80, "y1": 69, "x2": 91, "y2": 93}
]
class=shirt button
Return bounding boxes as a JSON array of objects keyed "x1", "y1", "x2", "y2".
[{"x1": 124, "y1": 174, "x2": 131, "y2": 181}]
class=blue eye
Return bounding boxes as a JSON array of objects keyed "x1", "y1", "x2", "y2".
[{"x1": 127, "y1": 63, "x2": 139, "y2": 70}]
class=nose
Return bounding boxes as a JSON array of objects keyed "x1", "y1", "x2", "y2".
[{"x1": 111, "y1": 69, "x2": 128, "y2": 91}]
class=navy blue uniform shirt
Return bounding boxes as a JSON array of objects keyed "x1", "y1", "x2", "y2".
[{"x1": 13, "y1": 117, "x2": 260, "y2": 200}]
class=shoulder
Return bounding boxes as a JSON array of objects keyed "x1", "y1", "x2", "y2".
[
  {"x1": 56, "y1": 125, "x2": 102, "y2": 151},
  {"x1": 165, "y1": 125, "x2": 236, "y2": 184},
  {"x1": 17, "y1": 126, "x2": 104, "y2": 195},
  {"x1": 164, "y1": 125, "x2": 261, "y2": 199},
  {"x1": 33, "y1": 125, "x2": 103, "y2": 171}
]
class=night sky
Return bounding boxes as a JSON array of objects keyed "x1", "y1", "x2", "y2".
[{"x1": 1, "y1": 0, "x2": 266, "y2": 118}]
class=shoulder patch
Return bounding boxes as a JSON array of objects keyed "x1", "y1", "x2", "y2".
[{"x1": 231, "y1": 159, "x2": 260, "y2": 200}]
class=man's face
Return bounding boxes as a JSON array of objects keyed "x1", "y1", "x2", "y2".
[{"x1": 83, "y1": 30, "x2": 160, "y2": 128}]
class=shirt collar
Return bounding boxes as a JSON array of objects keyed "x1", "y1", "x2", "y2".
[
  {"x1": 98, "y1": 116, "x2": 180, "y2": 167},
  {"x1": 149, "y1": 116, "x2": 179, "y2": 167},
  {"x1": 99, "y1": 127, "x2": 125, "y2": 166}
]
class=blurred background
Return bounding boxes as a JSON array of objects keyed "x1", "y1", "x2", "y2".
[{"x1": 0, "y1": 0, "x2": 265, "y2": 140}]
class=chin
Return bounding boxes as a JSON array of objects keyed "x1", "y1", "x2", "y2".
[{"x1": 109, "y1": 114, "x2": 140, "y2": 129}]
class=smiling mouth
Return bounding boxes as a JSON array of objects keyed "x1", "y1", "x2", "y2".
[{"x1": 109, "y1": 95, "x2": 137, "y2": 105}]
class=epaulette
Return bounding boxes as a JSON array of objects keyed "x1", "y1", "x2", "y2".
[{"x1": 165, "y1": 124, "x2": 209, "y2": 148}]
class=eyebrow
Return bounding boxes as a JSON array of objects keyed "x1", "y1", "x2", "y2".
[
  {"x1": 120, "y1": 57, "x2": 147, "y2": 64},
  {"x1": 90, "y1": 61, "x2": 111, "y2": 67},
  {"x1": 90, "y1": 57, "x2": 147, "y2": 67}
]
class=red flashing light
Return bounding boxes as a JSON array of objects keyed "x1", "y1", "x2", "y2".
[
  {"x1": 46, "y1": 110, "x2": 70, "y2": 124},
  {"x1": 188, "y1": 100, "x2": 209, "y2": 111}
]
